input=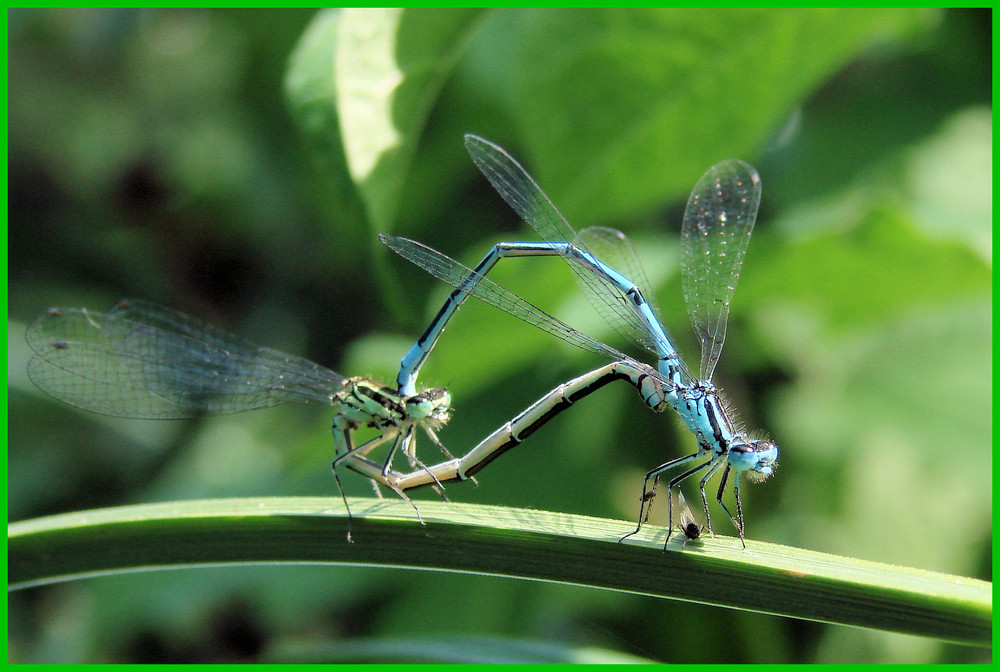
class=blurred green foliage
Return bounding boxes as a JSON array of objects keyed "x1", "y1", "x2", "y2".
[{"x1": 8, "y1": 8, "x2": 990, "y2": 663}]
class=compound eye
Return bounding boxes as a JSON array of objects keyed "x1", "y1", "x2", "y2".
[
  {"x1": 729, "y1": 439, "x2": 779, "y2": 476},
  {"x1": 405, "y1": 397, "x2": 432, "y2": 416},
  {"x1": 750, "y1": 440, "x2": 779, "y2": 478},
  {"x1": 406, "y1": 388, "x2": 452, "y2": 418},
  {"x1": 755, "y1": 440, "x2": 775, "y2": 453}
]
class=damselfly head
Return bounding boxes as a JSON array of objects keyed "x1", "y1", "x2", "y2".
[
  {"x1": 731, "y1": 439, "x2": 779, "y2": 481},
  {"x1": 405, "y1": 387, "x2": 452, "y2": 423}
]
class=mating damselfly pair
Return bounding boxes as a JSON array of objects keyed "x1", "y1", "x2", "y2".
[{"x1": 25, "y1": 135, "x2": 778, "y2": 548}]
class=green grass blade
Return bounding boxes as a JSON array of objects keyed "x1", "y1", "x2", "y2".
[{"x1": 8, "y1": 497, "x2": 990, "y2": 646}]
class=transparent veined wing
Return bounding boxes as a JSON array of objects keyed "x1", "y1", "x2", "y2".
[
  {"x1": 26, "y1": 300, "x2": 347, "y2": 419},
  {"x1": 464, "y1": 134, "x2": 671, "y2": 358},
  {"x1": 680, "y1": 159, "x2": 761, "y2": 382}
]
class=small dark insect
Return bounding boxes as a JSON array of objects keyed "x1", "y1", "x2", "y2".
[{"x1": 676, "y1": 492, "x2": 704, "y2": 542}]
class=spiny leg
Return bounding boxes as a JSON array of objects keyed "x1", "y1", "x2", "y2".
[
  {"x1": 332, "y1": 426, "x2": 396, "y2": 541},
  {"x1": 694, "y1": 459, "x2": 726, "y2": 539},
  {"x1": 375, "y1": 470, "x2": 429, "y2": 526},
  {"x1": 715, "y1": 466, "x2": 746, "y2": 549},
  {"x1": 380, "y1": 425, "x2": 409, "y2": 477},
  {"x1": 641, "y1": 474, "x2": 662, "y2": 524},
  {"x1": 335, "y1": 422, "x2": 447, "y2": 508},
  {"x1": 664, "y1": 459, "x2": 715, "y2": 549},
  {"x1": 335, "y1": 443, "x2": 430, "y2": 534},
  {"x1": 366, "y1": 429, "x2": 434, "y2": 523},
  {"x1": 619, "y1": 452, "x2": 700, "y2": 543},
  {"x1": 356, "y1": 434, "x2": 393, "y2": 501},
  {"x1": 332, "y1": 426, "x2": 426, "y2": 542},
  {"x1": 733, "y1": 478, "x2": 745, "y2": 546},
  {"x1": 619, "y1": 470, "x2": 662, "y2": 543},
  {"x1": 394, "y1": 427, "x2": 451, "y2": 499},
  {"x1": 338, "y1": 423, "x2": 451, "y2": 498}
]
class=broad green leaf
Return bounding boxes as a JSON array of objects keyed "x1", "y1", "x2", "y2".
[
  {"x1": 905, "y1": 105, "x2": 992, "y2": 261},
  {"x1": 284, "y1": 9, "x2": 346, "y2": 179},
  {"x1": 335, "y1": 8, "x2": 484, "y2": 231},
  {"x1": 746, "y1": 212, "x2": 989, "y2": 331},
  {"x1": 475, "y1": 8, "x2": 937, "y2": 225},
  {"x1": 286, "y1": 9, "x2": 484, "y2": 231}
]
